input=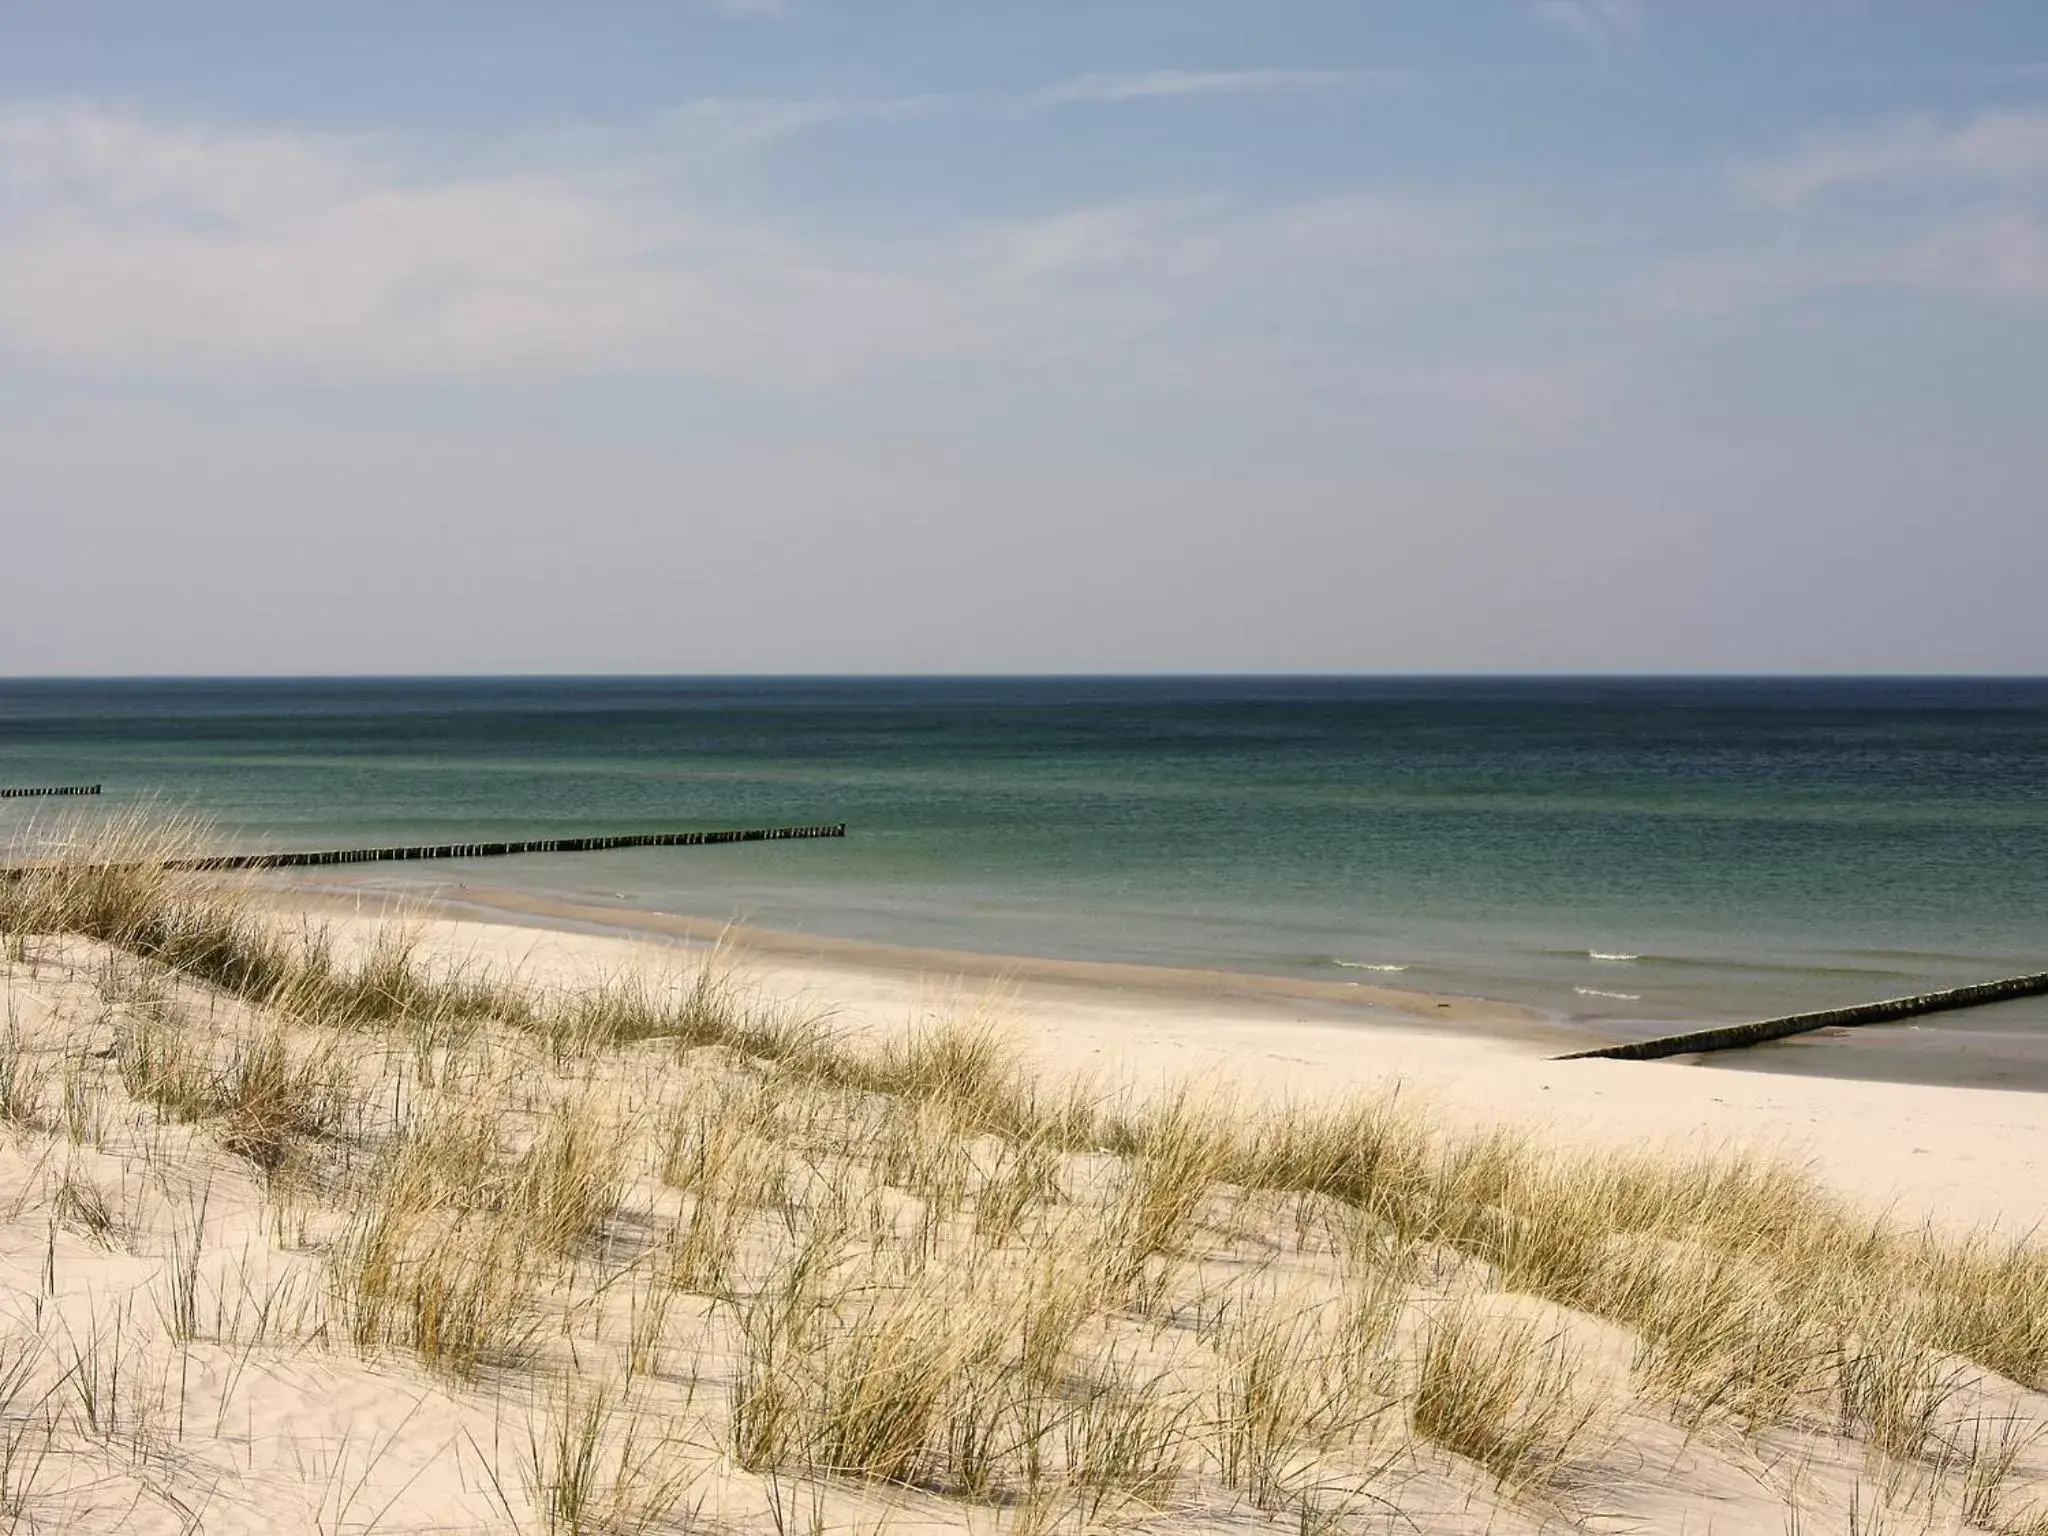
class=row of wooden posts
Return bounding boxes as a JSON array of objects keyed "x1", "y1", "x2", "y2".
[
  {"x1": 1, "y1": 824, "x2": 845, "y2": 879},
  {"x1": 0, "y1": 784, "x2": 101, "y2": 799},
  {"x1": 1556, "y1": 967, "x2": 2048, "y2": 1061},
  {"x1": 160, "y1": 823, "x2": 849, "y2": 872}
]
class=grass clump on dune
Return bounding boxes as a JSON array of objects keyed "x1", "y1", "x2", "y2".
[{"x1": 1411, "y1": 1299, "x2": 1597, "y2": 1492}]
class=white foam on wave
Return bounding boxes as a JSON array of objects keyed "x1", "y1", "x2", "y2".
[
  {"x1": 1574, "y1": 986, "x2": 1642, "y2": 1001},
  {"x1": 1334, "y1": 960, "x2": 1409, "y2": 973},
  {"x1": 1588, "y1": 951, "x2": 1640, "y2": 962}
]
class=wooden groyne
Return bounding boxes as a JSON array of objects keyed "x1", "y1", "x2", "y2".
[
  {"x1": 170, "y1": 823, "x2": 848, "y2": 872},
  {"x1": 2, "y1": 823, "x2": 846, "y2": 879},
  {"x1": 1556, "y1": 969, "x2": 2048, "y2": 1062},
  {"x1": 0, "y1": 784, "x2": 101, "y2": 799}
]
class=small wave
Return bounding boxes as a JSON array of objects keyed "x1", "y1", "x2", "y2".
[
  {"x1": 1575, "y1": 986, "x2": 1642, "y2": 1001},
  {"x1": 1588, "y1": 951, "x2": 1640, "y2": 963},
  {"x1": 1334, "y1": 960, "x2": 1409, "y2": 973}
]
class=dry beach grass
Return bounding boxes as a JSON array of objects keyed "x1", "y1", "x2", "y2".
[{"x1": 0, "y1": 813, "x2": 2044, "y2": 1532}]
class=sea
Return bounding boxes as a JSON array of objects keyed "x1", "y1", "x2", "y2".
[{"x1": 3, "y1": 676, "x2": 2046, "y2": 1078}]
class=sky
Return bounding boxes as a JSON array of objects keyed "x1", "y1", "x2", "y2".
[{"x1": 2, "y1": 1, "x2": 2046, "y2": 675}]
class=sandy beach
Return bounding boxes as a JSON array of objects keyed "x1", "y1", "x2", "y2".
[{"x1": 289, "y1": 881, "x2": 2048, "y2": 1234}]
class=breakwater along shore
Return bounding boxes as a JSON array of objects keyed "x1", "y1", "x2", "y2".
[
  {"x1": 2, "y1": 822, "x2": 848, "y2": 877},
  {"x1": 1559, "y1": 969, "x2": 2048, "y2": 1062}
]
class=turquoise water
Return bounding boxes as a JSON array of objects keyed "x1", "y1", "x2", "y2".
[{"x1": 3, "y1": 677, "x2": 2047, "y2": 1038}]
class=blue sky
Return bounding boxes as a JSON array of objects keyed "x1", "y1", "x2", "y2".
[{"x1": 2, "y1": 2, "x2": 2046, "y2": 672}]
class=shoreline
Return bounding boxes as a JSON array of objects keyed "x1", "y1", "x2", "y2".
[
  {"x1": 249, "y1": 876, "x2": 2048, "y2": 1233},
  {"x1": 266, "y1": 873, "x2": 1592, "y2": 1049},
  {"x1": 272, "y1": 872, "x2": 2048, "y2": 1097},
  {"x1": 263, "y1": 872, "x2": 2048, "y2": 1094}
]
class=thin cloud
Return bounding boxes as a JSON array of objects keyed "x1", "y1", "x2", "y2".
[
  {"x1": 653, "y1": 93, "x2": 948, "y2": 155},
  {"x1": 704, "y1": 0, "x2": 792, "y2": 17},
  {"x1": 1022, "y1": 69, "x2": 1388, "y2": 111},
  {"x1": 1881, "y1": 212, "x2": 2048, "y2": 298},
  {"x1": 547, "y1": 71, "x2": 1390, "y2": 162},
  {"x1": 1640, "y1": 212, "x2": 2048, "y2": 319},
  {"x1": 1532, "y1": 0, "x2": 1639, "y2": 53},
  {"x1": 0, "y1": 103, "x2": 1507, "y2": 389},
  {"x1": 1741, "y1": 109, "x2": 2048, "y2": 206}
]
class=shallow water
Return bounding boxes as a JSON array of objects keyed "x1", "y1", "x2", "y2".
[{"x1": 4, "y1": 677, "x2": 2046, "y2": 1062}]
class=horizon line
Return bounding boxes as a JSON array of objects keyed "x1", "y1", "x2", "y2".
[{"x1": 4, "y1": 671, "x2": 2048, "y2": 684}]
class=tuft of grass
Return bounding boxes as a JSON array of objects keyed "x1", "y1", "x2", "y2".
[
  {"x1": 160, "y1": 1183, "x2": 211, "y2": 1341},
  {"x1": 804, "y1": 1280, "x2": 978, "y2": 1484},
  {"x1": 1411, "y1": 1299, "x2": 1597, "y2": 1492},
  {"x1": 113, "y1": 996, "x2": 215, "y2": 1122},
  {"x1": 61, "y1": 1051, "x2": 108, "y2": 1146},
  {"x1": 0, "y1": 1407, "x2": 57, "y2": 1525},
  {"x1": 1912, "y1": 1233, "x2": 2048, "y2": 1390},
  {"x1": 505, "y1": 1095, "x2": 627, "y2": 1258},
  {"x1": 0, "y1": 1022, "x2": 51, "y2": 1131},
  {"x1": 731, "y1": 1290, "x2": 804, "y2": 1476},
  {"x1": 1241, "y1": 1091, "x2": 1436, "y2": 1237},
  {"x1": 1063, "y1": 1354, "x2": 1194, "y2": 1519},
  {"x1": 1609, "y1": 1238, "x2": 1832, "y2": 1428},
  {"x1": 669, "y1": 1187, "x2": 754, "y2": 1301},
  {"x1": 352, "y1": 1217, "x2": 540, "y2": 1378},
  {"x1": 0, "y1": 1330, "x2": 60, "y2": 1519},
  {"x1": 214, "y1": 1023, "x2": 348, "y2": 1172},
  {"x1": 337, "y1": 1105, "x2": 545, "y2": 1377},
  {"x1": 380, "y1": 1102, "x2": 502, "y2": 1214},
  {"x1": 974, "y1": 1133, "x2": 1063, "y2": 1244},
  {"x1": 543, "y1": 964, "x2": 718, "y2": 1059},
  {"x1": 58, "y1": 1299, "x2": 136, "y2": 1442},
  {"x1": 1834, "y1": 1316, "x2": 1971, "y2": 1465},
  {"x1": 625, "y1": 1262, "x2": 676, "y2": 1382},
  {"x1": 875, "y1": 1094, "x2": 973, "y2": 1218},
  {"x1": 529, "y1": 1382, "x2": 614, "y2": 1536},
  {"x1": 113, "y1": 1000, "x2": 350, "y2": 1174},
  {"x1": 1957, "y1": 1412, "x2": 2048, "y2": 1533},
  {"x1": 1212, "y1": 1298, "x2": 1390, "y2": 1510},
  {"x1": 53, "y1": 1166, "x2": 119, "y2": 1246},
  {"x1": 478, "y1": 1380, "x2": 702, "y2": 1536},
  {"x1": 735, "y1": 1248, "x2": 1135, "y2": 1504},
  {"x1": 747, "y1": 1262, "x2": 1013, "y2": 1486},
  {"x1": 663, "y1": 1083, "x2": 786, "y2": 1297},
  {"x1": 1101, "y1": 1091, "x2": 1232, "y2": 1293},
  {"x1": 863, "y1": 1011, "x2": 1027, "y2": 1133}
]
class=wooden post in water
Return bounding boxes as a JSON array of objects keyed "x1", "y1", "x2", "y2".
[
  {"x1": 0, "y1": 784, "x2": 102, "y2": 799},
  {"x1": 1555, "y1": 969, "x2": 2048, "y2": 1062}
]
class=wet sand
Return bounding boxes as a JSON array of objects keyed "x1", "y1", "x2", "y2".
[{"x1": 1710, "y1": 1005, "x2": 2048, "y2": 1093}]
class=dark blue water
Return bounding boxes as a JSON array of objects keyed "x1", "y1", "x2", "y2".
[{"x1": 3, "y1": 676, "x2": 2046, "y2": 1031}]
